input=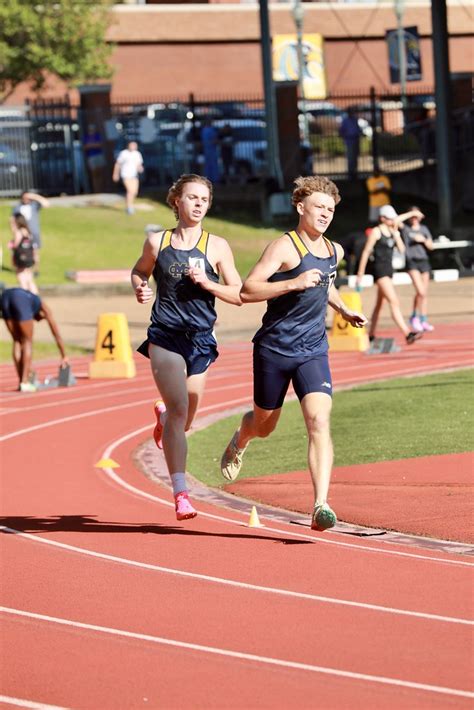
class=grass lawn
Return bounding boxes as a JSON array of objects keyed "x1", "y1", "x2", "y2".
[
  {"x1": 2, "y1": 189, "x2": 468, "y2": 288},
  {"x1": 0, "y1": 198, "x2": 280, "y2": 287},
  {"x1": 187, "y1": 369, "x2": 474, "y2": 487},
  {"x1": 0, "y1": 340, "x2": 91, "y2": 363}
]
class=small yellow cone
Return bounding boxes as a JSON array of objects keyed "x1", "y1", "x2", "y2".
[
  {"x1": 247, "y1": 505, "x2": 263, "y2": 528},
  {"x1": 94, "y1": 458, "x2": 120, "y2": 469}
]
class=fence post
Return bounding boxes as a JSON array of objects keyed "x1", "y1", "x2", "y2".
[{"x1": 370, "y1": 86, "x2": 379, "y2": 172}]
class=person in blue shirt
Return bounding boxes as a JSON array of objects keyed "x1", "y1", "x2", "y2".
[
  {"x1": 339, "y1": 108, "x2": 362, "y2": 180},
  {"x1": 131, "y1": 174, "x2": 241, "y2": 522},
  {"x1": 200, "y1": 119, "x2": 220, "y2": 184},
  {"x1": 220, "y1": 175, "x2": 367, "y2": 532}
]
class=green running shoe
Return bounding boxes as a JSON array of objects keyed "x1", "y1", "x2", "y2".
[{"x1": 311, "y1": 503, "x2": 337, "y2": 531}]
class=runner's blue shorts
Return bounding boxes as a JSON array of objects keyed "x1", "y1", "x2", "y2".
[
  {"x1": 253, "y1": 344, "x2": 332, "y2": 410},
  {"x1": 137, "y1": 322, "x2": 218, "y2": 376},
  {"x1": 1, "y1": 288, "x2": 41, "y2": 322}
]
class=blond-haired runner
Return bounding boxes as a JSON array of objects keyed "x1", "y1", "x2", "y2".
[{"x1": 221, "y1": 175, "x2": 367, "y2": 532}]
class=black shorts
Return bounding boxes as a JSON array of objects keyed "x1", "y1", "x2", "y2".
[
  {"x1": 374, "y1": 264, "x2": 393, "y2": 281},
  {"x1": 253, "y1": 344, "x2": 332, "y2": 410},
  {"x1": 137, "y1": 322, "x2": 218, "y2": 376},
  {"x1": 406, "y1": 258, "x2": 431, "y2": 273}
]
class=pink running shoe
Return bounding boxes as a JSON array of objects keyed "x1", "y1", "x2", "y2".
[
  {"x1": 174, "y1": 491, "x2": 197, "y2": 521},
  {"x1": 153, "y1": 399, "x2": 166, "y2": 450},
  {"x1": 410, "y1": 316, "x2": 423, "y2": 332},
  {"x1": 421, "y1": 321, "x2": 434, "y2": 332}
]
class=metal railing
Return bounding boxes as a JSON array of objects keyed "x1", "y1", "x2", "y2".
[{"x1": 1, "y1": 86, "x2": 471, "y2": 196}]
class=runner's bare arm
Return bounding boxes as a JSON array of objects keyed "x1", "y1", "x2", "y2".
[
  {"x1": 329, "y1": 243, "x2": 367, "y2": 326},
  {"x1": 40, "y1": 302, "x2": 68, "y2": 363},
  {"x1": 241, "y1": 236, "x2": 323, "y2": 303},
  {"x1": 189, "y1": 235, "x2": 242, "y2": 305},
  {"x1": 356, "y1": 228, "x2": 379, "y2": 282},
  {"x1": 131, "y1": 232, "x2": 161, "y2": 303}
]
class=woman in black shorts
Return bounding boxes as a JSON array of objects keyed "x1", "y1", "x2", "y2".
[
  {"x1": 398, "y1": 206, "x2": 434, "y2": 332},
  {"x1": 356, "y1": 205, "x2": 423, "y2": 345}
]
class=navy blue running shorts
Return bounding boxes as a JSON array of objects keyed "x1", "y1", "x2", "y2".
[
  {"x1": 1, "y1": 288, "x2": 41, "y2": 322},
  {"x1": 253, "y1": 345, "x2": 332, "y2": 410},
  {"x1": 137, "y1": 322, "x2": 218, "y2": 376}
]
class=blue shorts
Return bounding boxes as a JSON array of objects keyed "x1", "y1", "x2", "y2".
[
  {"x1": 1, "y1": 288, "x2": 41, "y2": 322},
  {"x1": 253, "y1": 345, "x2": 332, "y2": 410},
  {"x1": 137, "y1": 322, "x2": 218, "y2": 376}
]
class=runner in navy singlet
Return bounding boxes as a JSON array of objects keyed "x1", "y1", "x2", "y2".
[
  {"x1": 131, "y1": 174, "x2": 242, "y2": 521},
  {"x1": 220, "y1": 175, "x2": 368, "y2": 532},
  {"x1": 356, "y1": 204, "x2": 424, "y2": 345}
]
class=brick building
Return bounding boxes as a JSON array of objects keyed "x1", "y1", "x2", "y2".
[{"x1": 5, "y1": 1, "x2": 473, "y2": 103}]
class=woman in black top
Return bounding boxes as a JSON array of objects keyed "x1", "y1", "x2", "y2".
[{"x1": 356, "y1": 205, "x2": 423, "y2": 345}]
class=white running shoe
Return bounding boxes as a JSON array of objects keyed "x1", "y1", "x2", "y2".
[{"x1": 221, "y1": 431, "x2": 247, "y2": 482}]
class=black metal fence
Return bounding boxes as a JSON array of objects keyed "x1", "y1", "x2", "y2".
[{"x1": 1, "y1": 86, "x2": 472, "y2": 197}]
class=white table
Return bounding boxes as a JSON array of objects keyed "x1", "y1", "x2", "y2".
[{"x1": 431, "y1": 240, "x2": 473, "y2": 272}]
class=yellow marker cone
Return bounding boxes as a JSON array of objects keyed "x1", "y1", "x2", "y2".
[
  {"x1": 89, "y1": 313, "x2": 136, "y2": 379},
  {"x1": 328, "y1": 291, "x2": 369, "y2": 352},
  {"x1": 94, "y1": 458, "x2": 120, "y2": 469},
  {"x1": 247, "y1": 505, "x2": 263, "y2": 528}
]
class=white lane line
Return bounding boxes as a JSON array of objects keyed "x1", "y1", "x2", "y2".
[
  {"x1": 100, "y1": 423, "x2": 474, "y2": 567},
  {"x1": 0, "y1": 395, "x2": 251, "y2": 442},
  {"x1": 1, "y1": 607, "x2": 472, "y2": 700},
  {"x1": 2, "y1": 527, "x2": 471, "y2": 627},
  {"x1": 0, "y1": 695, "x2": 69, "y2": 709},
  {"x1": 0, "y1": 380, "x2": 252, "y2": 416}
]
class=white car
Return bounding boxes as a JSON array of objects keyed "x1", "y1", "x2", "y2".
[{"x1": 211, "y1": 119, "x2": 267, "y2": 177}]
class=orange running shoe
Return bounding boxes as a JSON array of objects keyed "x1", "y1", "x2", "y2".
[{"x1": 153, "y1": 399, "x2": 166, "y2": 450}]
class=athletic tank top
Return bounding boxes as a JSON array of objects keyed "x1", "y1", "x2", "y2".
[
  {"x1": 151, "y1": 229, "x2": 219, "y2": 332},
  {"x1": 373, "y1": 228, "x2": 396, "y2": 268},
  {"x1": 253, "y1": 231, "x2": 338, "y2": 356}
]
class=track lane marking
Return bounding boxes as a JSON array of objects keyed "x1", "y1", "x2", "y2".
[
  {"x1": 2, "y1": 388, "x2": 472, "y2": 565},
  {"x1": 0, "y1": 695, "x2": 69, "y2": 709},
  {"x1": 1, "y1": 607, "x2": 472, "y2": 699},
  {"x1": 1, "y1": 527, "x2": 472, "y2": 626},
  {"x1": 99, "y1": 422, "x2": 474, "y2": 567}
]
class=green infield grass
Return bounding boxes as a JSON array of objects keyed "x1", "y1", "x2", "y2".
[
  {"x1": 0, "y1": 340, "x2": 91, "y2": 363},
  {"x1": 2, "y1": 190, "x2": 464, "y2": 288},
  {"x1": 0, "y1": 199, "x2": 279, "y2": 287},
  {"x1": 187, "y1": 369, "x2": 474, "y2": 486}
]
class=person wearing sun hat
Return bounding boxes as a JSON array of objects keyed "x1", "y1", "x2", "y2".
[
  {"x1": 397, "y1": 206, "x2": 435, "y2": 332},
  {"x1": 356, "y1": 205, "x2": 425, "y2": 345}
]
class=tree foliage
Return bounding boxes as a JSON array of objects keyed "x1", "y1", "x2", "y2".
[{"x1": 0, "y1": 0, "x2": 115, "y2": 101}]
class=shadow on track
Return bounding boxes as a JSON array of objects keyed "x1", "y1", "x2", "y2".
[{"x1": 0, "y1": 515, "x2": 313, "y2": 545}]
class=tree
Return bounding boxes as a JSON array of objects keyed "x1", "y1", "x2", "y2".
[{"x1": 0, "y1": 0, "x2": 114, "y2": 102}]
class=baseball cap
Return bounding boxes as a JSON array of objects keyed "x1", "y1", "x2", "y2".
[{"x1": 379, "y1": 205, "x2": 398, "y2": 220}]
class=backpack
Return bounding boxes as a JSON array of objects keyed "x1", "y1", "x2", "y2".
[{"x1": 13, "y1": 235, "x2": 35, "y2": 268}]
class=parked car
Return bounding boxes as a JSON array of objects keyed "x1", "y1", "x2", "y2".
[
  {"x1": 303, "y1": 101, "x2": 372, "y2": 137},
  {"x1": 0, "y1": 143, "x2": 33, "y2": 194},
  {"x1": 211, "y1": 118, "x2": 267, "y2": 178}
]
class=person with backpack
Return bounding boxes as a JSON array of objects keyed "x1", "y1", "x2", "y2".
[
  {"x1": 10, "y1": 190, "x2": 50, "y2": 271},
  {"x1": 9, "y1": 214, "x2": 38, "y2": 294}
]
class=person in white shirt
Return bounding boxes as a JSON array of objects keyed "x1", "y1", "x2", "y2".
[{"x1": 113, "y1": 141, "x2": 144, "y2": 214}]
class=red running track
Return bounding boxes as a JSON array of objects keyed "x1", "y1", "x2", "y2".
[{"x1": 1, "y1": 323, "x2": 473, "y2": 709}]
